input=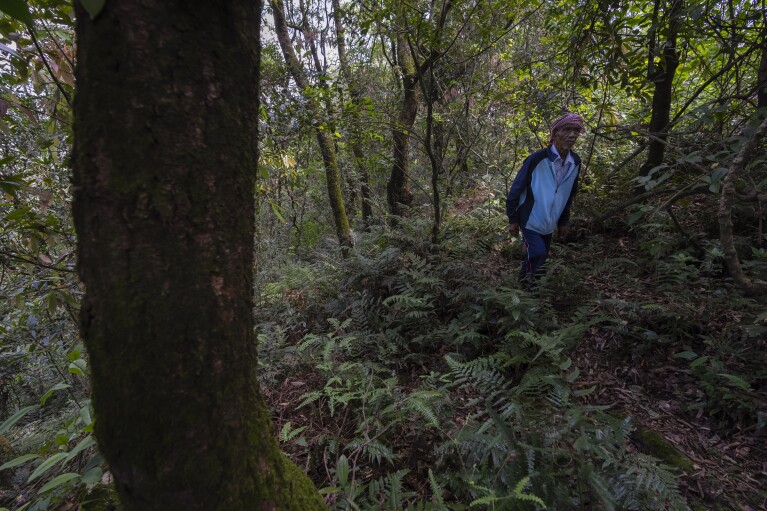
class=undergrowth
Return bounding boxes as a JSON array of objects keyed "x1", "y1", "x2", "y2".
[
  {"x1": 2, "y1": 204, "x2": 764, "y2": 510},
  {"x1": 252, "y1": 210, "x2": 767, "y2": 510}
]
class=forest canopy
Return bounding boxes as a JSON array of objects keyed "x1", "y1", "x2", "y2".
[{"x1": 0, "y1": 0, "x2": 765, "y2": 509}]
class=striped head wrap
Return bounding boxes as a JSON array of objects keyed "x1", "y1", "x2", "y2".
[{"x1": 549, "y1": 113, "x2": 586, "y2": 144}]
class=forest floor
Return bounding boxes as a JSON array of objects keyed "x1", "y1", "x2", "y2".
[
  {"x1": 557, "y1": 233, "x2": 767, "y2": 511},
  {"x1": 446, "y1": 225, "x2": 767, "y2": 510},
  {"x1": 262, "y1": 218, "x2": 767, "y2": 511}
]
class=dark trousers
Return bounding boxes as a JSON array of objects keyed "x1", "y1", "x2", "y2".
[{"x1": 520, "y1": 227, "x2": 552, "y2": 281}]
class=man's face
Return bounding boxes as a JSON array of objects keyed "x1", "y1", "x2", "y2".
[{"x1": 552, "y1": 125, "x2": 582, "y2": 153}]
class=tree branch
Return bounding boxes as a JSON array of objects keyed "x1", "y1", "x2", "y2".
[{"x1": 28, "y1": 27, "x2": 72, "y2": 108}]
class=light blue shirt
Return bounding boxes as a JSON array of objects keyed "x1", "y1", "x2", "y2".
[{"x1": 551, "y1": 145, "x2": 575, "y2": 185}]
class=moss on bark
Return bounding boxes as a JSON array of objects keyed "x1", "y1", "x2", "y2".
[
  {"x1": 631, "y1": 425, "x2": 694, "y2": 473},
  {"x1": 270, "y1": 0, "x2": 353, "y2": 253},
  {"x1": 72, "y1": 1, "x2": 326, "y2": 509}
]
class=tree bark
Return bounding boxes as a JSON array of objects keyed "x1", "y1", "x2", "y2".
[
  {"x1": 718, "y1": 116, "x2": 767, "y2": 296},
  {"x1": 332, "y1": 0, "x2": 374, "y2": 228},
  {"x1": 387, "y1": 32, "x2": 418, "y2": 222},
  {"x1": 758, "y1": 26, "x2": 767, "y2": 109},
  {"x1": 72, "y1": 2, "x2": 326, "y2": 510},
  {"x1": 423, "y1": 68, "x2": 444, "y2": 244},
  {"x1": 271, "y1": 0, "x2": 353, "y2": 253},
  {"x1": 638, "y1": 0, "x2": 682, "y2": 191}
]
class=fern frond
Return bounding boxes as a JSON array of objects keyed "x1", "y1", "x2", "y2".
[
  {"x1": 428, "y1": 468, "x2": 445, "y2": 507},
  {"x1": 405, "y1": 390, "x2": 443, "y2": 428},
  {"x1": 513, "y1": 476, "x2": 547, "y2": 508}
]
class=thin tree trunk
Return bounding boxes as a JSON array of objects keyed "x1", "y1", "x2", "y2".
[
  {"x1": 72, "y1": 1, "x2": 326, "y2": 509},
  {"x1": 758, "y1": 26, "x2": 767, "y2": 109},
  {"x1": 718, "y1": 116, "x2": 767, "y2": 295},
  {"x1": 638, "y1": 0, "x2": 682, "y2": 191},
  {"x1": 271, "y1": 0, "x2": 353, "y2": 253},
  {"x1": 424, "y1": 72, "x2": 443, "y2": 244},
  {"x1": 332, "y1": 0, "x2": 373, "y2": 228}
]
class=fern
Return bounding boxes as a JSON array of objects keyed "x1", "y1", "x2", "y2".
[
  {"x1": 589, "y1": 257, "x2": 640, "y2": 276},
  {"x1": 254, "y1": 219, "x2": 695, "y2": 511},
  {"x1": 404, "y1": 390, "x2": 444, "y2": 428},
  {"x1": 384, "y1": 293, "x2": 426, "y2": 308},
  {"x1": 611, "y1": 453, "x2": 689, "y2": 511},
  {"x1": 512, "y1": 476, "x2": 547, "y2": 508},
  {"x1": 428, "y1": 469, "x2": 445, "y2": 508}
]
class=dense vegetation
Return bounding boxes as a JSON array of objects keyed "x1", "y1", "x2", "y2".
[{"x1": 1, "y1": 0, "x2": 765, "y2": 509}]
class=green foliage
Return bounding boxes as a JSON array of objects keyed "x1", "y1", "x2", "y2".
[
  {"x1": 0, "y1": 0, "x2": 32, "y2": 26},
  {"x1": 676, "y1": 349, "x2": 760, "y2": 431},
  {"x1": 2, "y1": 0, "x2": 765, "y2": 508},
  {"x1": 255, "y1": 214, "x2": 695, "y2": 510}
]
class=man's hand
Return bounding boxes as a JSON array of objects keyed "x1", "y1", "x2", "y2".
[
  {"x1": 508, "y1": 223, "x2": 519, "y2": 236},
  {"x1": 557, "y1": 226, "x2": 569, "y2": 239}
]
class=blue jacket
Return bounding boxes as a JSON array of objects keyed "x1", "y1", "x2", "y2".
[{"x1": 506, "y1": 146, "x2": 580, "y2": 235}]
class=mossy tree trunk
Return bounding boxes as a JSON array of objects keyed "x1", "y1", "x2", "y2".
[
  {"x1": 270, "y1": 0, "x2": 353, "y2": 254},
  {"x1": 332, "y1": 0, "x2": 374, "y2": 229},
  {"x1": 387, "y1": 32, "x2": 419, "y2": 223},
  {"x1": 72, "y1": 2, "x2": 326, "y2": 510}
]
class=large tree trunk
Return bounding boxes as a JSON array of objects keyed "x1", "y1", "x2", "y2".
[
  {"x1": 271, "y1": 0, "x2": 353, "y2": 253},
  {"x1": 638, "y1": 0, "x2": 682, "y2": 190},
  {"x1": 71, "y1": 2, "x2": 326, "y2": 510}
]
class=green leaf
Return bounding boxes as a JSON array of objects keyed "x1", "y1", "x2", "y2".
[
  {"x1": 80, "y1": 466, "x2": 103, "y2": 485},
  {"x1": 565, "y1": 367, "x2": 580, "y2": 383},
  {"x1": 3, "y1": 206, "x2": 31, "y2": 222},
  {"x1": 718, "y1": 373, "x2": 751, "y2": 391},
  {"x1": 65, "y1": 435, "x2": 96, "y2": 462},
  {"x1": 269, "y1": 200, "x2": 285, "y2": 223},
  {"x1": 574, "y1": 385, "x2": 596, "y2": 397},
  {"x1": 689, "y1": 356, "x2": 709, "y2": 369},
  {"x1": 675, "y1": 351, "x2": 698, "y2": 360},
  {"x1": 38, "y1": 472, "x2": 80, "y2": 493},
  {"x1": 626, "y1": 210, "x2": 644, "y2": 225},
  {"x1": 80, "y1": 405, "x2": 93, "y2": 426},
  {"x1": 335, "y1": 455, "x2": 349, "y2": 488},
  {"x1": 0, "y1": 453, "x2": 40, "y2": 471},
  {"x1": 0, "y1": 0, "x2": 33, "y2": 26},
  {"x1": 40, "y1": 383, "x2": 71, "y2": 405},
  {"x1": 27, "y1": 452, "x2": 69, "y2": 482},
  {"x1": 68, "y1": 359, "x2": 87, "y2": 376},
  {"x1": 46, "y1": 292, "x2": 58, "y2": 314},
  {"x1": 79, "y1": 0, "x2": 106, "y2": 19},
  {"x1": 0, "y1": 404, "x2": 38, "y2": 434}
]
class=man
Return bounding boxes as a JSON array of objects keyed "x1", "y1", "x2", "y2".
[{"x1": 506, "y1": 113, "x2": 585, "y2": 286}]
